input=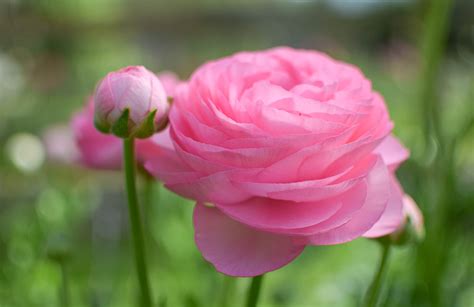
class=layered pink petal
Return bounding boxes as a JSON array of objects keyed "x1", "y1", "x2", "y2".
[
  {"x1": 136, "y1": 128, "x2": 174, "y2": 164},
  {"x1": 217, "y1": 155, "x2": 386, "y2": 236},
  {"x1": 194, "y1": 202, "x2": 305, "y2": 277},
  {"x1": 166, "y1": 171, "x2": 253, "y2": 204},
  {"x1": 286, "y1": 182, "x2": 368, "y2": 235},
  {"x1": 256, "y1": 133, "x2": 381, "y2": 183},
  {"x1": 305, "y1": 156, "x2": 391, "y2": 245},
  {"x1": 72, "y1": 107, "x2": 122, "y2": 170},
  {"x1": 234, "y1": 175, "x2": 359, "y2": 202},
  {"x1": 362, "y1": 174, "x2": 404, "y2": 238},
  {"x1": 374, "y1": 135, "x2": 410, "y2": 171},
  {"x1": 217, "y1": 197, "x2": 343, "y2": 231}
]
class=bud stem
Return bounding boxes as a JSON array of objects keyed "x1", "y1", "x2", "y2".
[
  {"x1": 363, "y1": 242, "x2": 391, "y2": 307},
  {"x1": 246, "y1": 274, "x2": 264, "y2": 307},
  {"x1": 123, "y1": 138, "x2": 153, "y2": 306}
]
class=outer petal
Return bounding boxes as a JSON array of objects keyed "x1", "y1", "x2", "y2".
[
  {"x1": 374, "y1": 135, "x2": 409, "y2": 171},
  {"x1": 362, "y1": 174, "x2": 404, "y2": 238},
  {"x1": 143, "y1": 132, "x2": 201, "y2": 184},
  {"x1": 136, "y1": 127, "x2": 174, "y2": 164},
  {"x1": 194, "y1": 203, "x2": 305, "y2": 277},
  {"x1": 305, "y1": 156, "x2": 390, "y2": 245},
  {"x1": 167, "y1": 171, "x2": 253, "y2": 204},
  {"x1": 217, "y1": 196, "x2": 343, "y2": 231},
  {"x1": 256, "y1": 133, "x2": 381, "y2": 183},
  {"x1": 72, "y1": 110, "x2": 122, "y2": 170},
  {"x1": 235, "y1": 176, "x2": 358, "y2": 202},
  {"x1": 172, "y1": 125, "x2": 293, "y2": 168},
  {"x1": 214, "y1": 155, "x2": 379, "y2": 234}
]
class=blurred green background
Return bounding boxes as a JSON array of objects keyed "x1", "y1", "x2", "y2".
[{"x1": 0, "y1": 0, "x2": 473, "y2": 306}]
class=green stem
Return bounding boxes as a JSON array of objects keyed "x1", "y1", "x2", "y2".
[
  {"x1": 364, "y1": 243, "x2": 391, "y2": 307},
  {"x1": 217, "y1": 276, "x2": 236, "y2": 307},
  {"x1": 123, "y1": 138, "x2": 152, "y2": 307},
  {"x1": 59, "y1": 261, "x2": 70, "y2": 307},
  {"x1": 245, "y1": 275, "x2": 264, "y2": 307}
]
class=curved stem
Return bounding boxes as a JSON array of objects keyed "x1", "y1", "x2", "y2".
[
  {"x1": 246, "y1": 275, "x2": 264, "y2": 307},
  {"x1": 364, "y1": 243, "x2": 391, "y2": 307},
  {"x1": 123, "y1": 138, "x2": 152, "y2": 307}
]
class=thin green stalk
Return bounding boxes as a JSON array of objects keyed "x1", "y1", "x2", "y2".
[
  {"x1": 364, "y1": 243, "x2": 391, "y2": 307},
  {"x1": 246, "y1": 275, "x2": 264, "y2": 307},
  {"x1": 59, "y1": 261, "x2": 70, "y2": 307},
  {"x1": 415, "y1": 1, "x2": 455, "y2": 306},
  {"x1": 217, "y1": 276, "x2": 236, "y2": 307},
  {"x1": 123, "y1": 138, "x2": 152, "y2": 307}
]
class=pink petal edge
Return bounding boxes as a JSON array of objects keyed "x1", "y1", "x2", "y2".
[{"x1": 193, "y1": 202, "x2": 305, "y2": 277}]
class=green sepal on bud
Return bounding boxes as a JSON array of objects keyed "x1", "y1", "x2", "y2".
[
  {"x1": 374, "y1": 219, "x2": 425, "y2": 247},
  {"x1": 135, "y1": 109, "x2": 158, "y2": 139},
  {"x1": 111, "y1": 108, "x2": 132, "y2": 138},
  {"x1": 94, "y1": 113, "x2": 111, "y2": 134},
  {"x1": 94, "y1": 108, "x2": 165, "y2": 139},
  {"x1": 389, "y1": 219, "x2": 425, "y2": 246},
  {"x1": 92, "y1": 65, "x2": 171, "y2": 139},
  {"x1": 372, "y1": 195, "x2": 424, "y2": 247}
]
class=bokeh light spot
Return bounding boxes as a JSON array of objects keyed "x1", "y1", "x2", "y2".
[{"x1": 6, "y1": 133, "x2": 45, "y2": 173}]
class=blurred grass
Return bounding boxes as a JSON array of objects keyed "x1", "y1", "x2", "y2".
[{"x1": 0, "y1": 0, "x2": 473, "y2": 306}]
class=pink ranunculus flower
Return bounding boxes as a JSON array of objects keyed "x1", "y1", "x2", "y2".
[
  {"x1": 72, "y1": 72, "x2": 181, "y2": 170},
  {"x1": 144, "y1": 47, "x2": 412, "y2": 277},
  {"x1": 94, "y1": 66, "x2": 170, "y2": 138}
]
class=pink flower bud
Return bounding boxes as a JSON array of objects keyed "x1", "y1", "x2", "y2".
[
  {"x1": 401, "y1": 195, "x2": 425, "y2": 240},
  {"x1": 389, "y1": 195, "x2": 425, "y2": 244},
  {"x1": 94, "y1": 66, "x2": 169, "y2": 138},
  {"x1": 71, "y1": 72, "x2": 181, "y2": 170}
]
